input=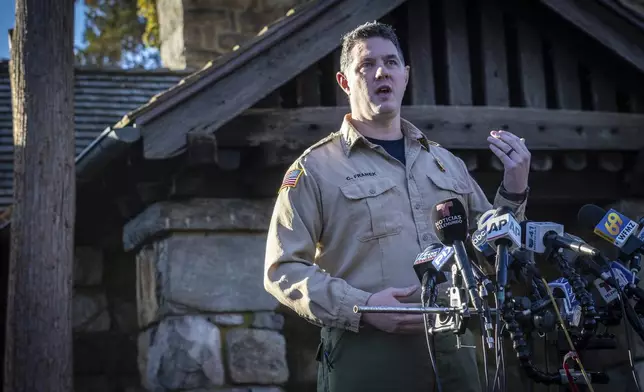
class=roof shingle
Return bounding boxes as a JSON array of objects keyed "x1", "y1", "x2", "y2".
[{"x1": 0, "y1": 61, "x2": 190, "y2": 209}]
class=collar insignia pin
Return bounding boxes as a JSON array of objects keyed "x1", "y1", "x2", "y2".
[{"x1": 435, "y1": 157, "x2": 446, "y2": 172}]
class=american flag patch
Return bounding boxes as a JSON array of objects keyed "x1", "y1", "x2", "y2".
[{"x1": 280, "y1": 168, "x2": 303, "y2": 191}]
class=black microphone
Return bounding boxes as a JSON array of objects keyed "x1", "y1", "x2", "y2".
[
  {"x1": 431, "y1": 198, "x2": 482, "y2": 313},
  {"x1": 413, "y1": 243, "x2": 451, "y2": 304},
  {"x1": 521, "y1": 220, "x2": 600, "y2": 257}
]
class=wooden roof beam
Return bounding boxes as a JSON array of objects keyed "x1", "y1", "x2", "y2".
[
  {"x1": 215, "y1": 105, "x2": 644, "y2": 151},
  {"x1": 539, "y1": 0, "x2": 644, "y2": 74},
  {"x1": 139, "y1": 0, "x2": 408, "y2": 160}
]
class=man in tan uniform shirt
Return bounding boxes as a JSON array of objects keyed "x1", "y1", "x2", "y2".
[{"x1": 264, "y1": 22, "x2": 532, "y2": 392}]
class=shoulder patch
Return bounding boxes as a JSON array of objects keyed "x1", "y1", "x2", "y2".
[{"x1": 279, "y1": 168, "x2": 304, "y2": 191}]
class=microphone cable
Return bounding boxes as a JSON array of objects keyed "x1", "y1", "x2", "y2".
[
  {"x1": 480, "y1": 330, "x2": 490, "y2": 392},
  {"x1": 607, "y1": 265, "x2": 643, "y2": 392},
  {"x1": 471, "y1": 261, "x2": 493, "y2": 392},
  {"x1": 421, "y1": 282, "x2": 443, "y2": 392},
  {"x1": 478, "y1": 295, "x2": 491, "y2": 392},
  {"x1": 541, "y1": 276, "x2": 595, "y2": 392},
  {"x1": 491, "y1": 292, "x2": 506, "y2": 392}
]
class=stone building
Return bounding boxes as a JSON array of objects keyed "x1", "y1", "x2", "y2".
[{"x1": 2, "y1": 0, "x2": 644, "y2": 391}]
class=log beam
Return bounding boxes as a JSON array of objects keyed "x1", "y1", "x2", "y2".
[{"x1": 216, "y1": 106, "x2": 644, "y2": 151}]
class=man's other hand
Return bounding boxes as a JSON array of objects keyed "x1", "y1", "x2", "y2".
[
  {"x1": 487, "y1": 129, "x2": 531, "y2": 194},
  {"x1": 361, "y1": 285, "x2": 426, "y2": 334}
]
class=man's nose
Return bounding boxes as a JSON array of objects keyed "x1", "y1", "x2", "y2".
[{"x1": 375, "y1": 65, "x2": 390, "y2": 79}]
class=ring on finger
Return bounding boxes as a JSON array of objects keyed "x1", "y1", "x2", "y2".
[{"x1": 506, "y1": 147, "x2": 515, "y2": 156}]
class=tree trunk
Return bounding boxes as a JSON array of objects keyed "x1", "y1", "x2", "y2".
[{"x1": 4, "y1": 0, "x2": 76, "y2": 391}]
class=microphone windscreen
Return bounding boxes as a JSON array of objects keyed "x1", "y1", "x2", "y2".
[
  {"x1": 577, "y1": 204, "x2": 607, "y2": 231},
  {"x1": 431, "y1": 198, "x2": 468, "y2": 245}
]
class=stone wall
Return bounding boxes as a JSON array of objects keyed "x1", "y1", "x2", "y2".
[
  {"x1": 157, "y1": 0, "x2": 308, "y2": 69},
  {"x1": 80, "y1": 195, "x2": 644, "y2": 391},
  {"x1": 123, "y1": 198, "x2": 319, "y2": 392},
  {"x1": 73, "y1": 247, "x2": 141, "y2": 392}
]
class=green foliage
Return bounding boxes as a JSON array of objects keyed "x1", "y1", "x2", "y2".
[{"x1": 75, "y1": 0, "x2": 160, "y2": 69}]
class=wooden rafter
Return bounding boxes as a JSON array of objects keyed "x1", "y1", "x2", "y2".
[
  {"x1": 539, "y1": 0, "x2": 644, "y2": 74},
  {"x1": 215, "y1": 105, "x2": 644, "y2": 151}
]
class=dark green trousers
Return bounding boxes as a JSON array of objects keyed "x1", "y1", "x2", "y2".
[{"x1": 317, "y1": 325, "x2": 482, "y2": 392}]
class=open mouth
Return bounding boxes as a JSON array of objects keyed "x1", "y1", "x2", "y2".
[{"x1": 376, "y1": 86, "x2": 392, "y2": 96}]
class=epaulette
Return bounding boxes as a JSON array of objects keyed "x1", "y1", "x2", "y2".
[
  {"x1": 301, "y1": 132, "x2": 339, "y2": 157},
  {"x1": 279, "y1": 133, "x2": 338, "y2": 194}
]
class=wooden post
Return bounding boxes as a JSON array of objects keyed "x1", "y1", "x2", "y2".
[{"x1": 4, "y1": 0, "x2": 75, "y2": 391}]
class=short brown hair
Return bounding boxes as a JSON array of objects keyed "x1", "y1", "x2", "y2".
[{"x1": 339, "y1": 21, "x2": 405, "y2": 73}]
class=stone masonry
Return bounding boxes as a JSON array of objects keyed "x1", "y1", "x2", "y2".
[
  {"x1": 73, "y1": 247, "x2": 142, "y2": 392},
  {"x1": 157, "y1": 0, "x2": 308, "y2": 70},
  {"x1": 123, "y1": 198, "x2": 307, "y2": 391}
]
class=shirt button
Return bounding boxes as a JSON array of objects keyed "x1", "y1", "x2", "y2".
[
  {"x1": 369, "y1": 189, "x2": 375, "y2": 195},
  {"x1": 415, "y1": 203, "x2": 421, "y2": 209},
  {"x1": 422, "y1": 234, "x2": 429, "y2": 241}
]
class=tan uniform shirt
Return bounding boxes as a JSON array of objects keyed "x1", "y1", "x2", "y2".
[{"x1": 264, "y1": 114, "x2": 527, "y2": 333}]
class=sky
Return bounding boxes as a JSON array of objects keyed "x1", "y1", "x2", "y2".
[{"x1": 0, "y1": 0, "x2": 87, "y2": 61}]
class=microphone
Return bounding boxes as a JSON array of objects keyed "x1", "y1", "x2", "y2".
[
  {"x1": 521, "y1": 221, "x2": 600, "y2": 257},
  {"x1": 470, "y1": 210, "x2": 507, "y2": 274},
  {"x1": 469, "y1": 211, "x2": 497, "y2": 271},
  {"x1": 485, "y1": 208, "x2": 522, "y2": 250},
  {"x1": 595, "y1": 261, "x2": 641, "y2": 304},
  {"x1": 433, "y1": 200, "x2": 496, "y2": 351},
  {"x1": 547, "y1": 278, "x2": 582, "y2": 328},
  {"x1": 484, "y1": 206, "x2": 521, "y2": 306},
  {"x1": 579, "y1": 253, "x2": 642, "y2": 304},
  {"x1": 476, "y1": 209, "x2": 497, "y2": 230},
  {"x1": 431, "y1": 198, "x2": 482, "y2": 312},
  {"x1": 472, "y1": 212, "x2": 496, "y2": 258},
  {"x1": 413, "y1": 243, "x2": 451, "y2": 304},
  {"x1": 471, "y1": 227, "x2": 495, "y2": 268},
  {"x1": 578, "y1": 204, "x2": 643, "y2": 257}
]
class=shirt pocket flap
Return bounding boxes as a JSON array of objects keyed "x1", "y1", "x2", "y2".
[
  {"x1": 340, "y1": 178, "x2": 397, "y2": 200},
  {"x1": 426, "y1": 171, "x2": 473, "y2": 195}
]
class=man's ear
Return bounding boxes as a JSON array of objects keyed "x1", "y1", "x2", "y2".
[
  {"x1": 404, "y1": 65, "x2": 410, "y2": 86},
  {"x1": 336, "y1": 71, "x2": 349, "y2": 94}
]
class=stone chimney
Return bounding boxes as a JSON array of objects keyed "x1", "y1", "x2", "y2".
[{"x1": 157, "y1": 0, "x2": 306, "y2": 70}]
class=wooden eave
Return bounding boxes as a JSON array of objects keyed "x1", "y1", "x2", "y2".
[
  {"x1": 109, "y1": 0, "x2": 644, "y2": 161},
  {"x1": 113, "y1": 0, "x2": 340, "y2": 130},
  {"x1": 121, "y1": 0, "x2": 409, "y2": 159}
]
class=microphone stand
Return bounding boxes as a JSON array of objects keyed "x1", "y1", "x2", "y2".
[
  {"x1": 420, "y1": 270, "x2": 443, "y2": 392},
  {"x1": 471, "y1": 260, "x2": 496, "y2": 392},
  {"x1": 451, "y1": 239, "x2": 500, "y2": 392},
  {"x1": 453, "y1": 240, "x2": 485, "y2": 316},
  {"x1": 493, "y1": 237, "x2": 511, "y2": 392},
  {"x1": 471, "y1": 261, "x2": 496, "y2": 350}
]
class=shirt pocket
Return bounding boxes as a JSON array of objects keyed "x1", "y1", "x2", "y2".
[
  {"x1": 425, "y1": 171, "x2": 474, "y2": 212},
  {"x1": 339, "y1": 177, "x2": 403, "y2": 242}
]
